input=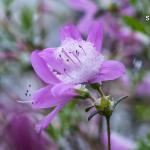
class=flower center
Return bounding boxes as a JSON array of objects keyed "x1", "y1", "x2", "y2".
[{"x1": 54, "y1": 38, "x2": 104, "y2": 83}]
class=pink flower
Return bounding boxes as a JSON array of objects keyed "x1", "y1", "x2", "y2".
[
  {"x1": 0, "y1": 102, "x2": 57, "y2": 150},
  {"x1": 102, "y1": 132, "x2": 136, "y2": 150},
  {"x1": 31, "y1": 21, "x2": 125, "y2": 131},
  {"x1": 68, "y1": 0, "x2": 97, "y2": 33},
  {"x1": 121, "y1": 5, "x2": 135, "y2": 16},
  {"x1": 136, "y1": 73, "x2": 150, "y2": 97}
]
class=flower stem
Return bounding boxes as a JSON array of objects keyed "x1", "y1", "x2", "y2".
[
  {"x1": 98, "y1": 86, "x2": 105, "y2": 97},
  {"x1": 106, "y1": 116, "x2": 111, "y2": 150}
]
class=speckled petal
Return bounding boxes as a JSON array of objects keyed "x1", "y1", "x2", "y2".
[
  {"x1": 31, "y1": 51, "x2": 60, "y2": 84},
  {"x1": 39, "y1": 48, "x2": 70, "y2": 74}
]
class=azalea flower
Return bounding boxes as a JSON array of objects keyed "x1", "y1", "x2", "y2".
[{"x1": 31, "y1": 21, "x2": 125, "y2": 131}]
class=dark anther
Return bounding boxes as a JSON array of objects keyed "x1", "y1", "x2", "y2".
[
  {"x1": 88, "y1": 110, "x2": 101, "y2": 121},
  {"x1": 76, "y1": 50, "x2": 79, "y2": 55},
  {"x1": 57, "y1": 72, "x2": 61, "y2": 75},
  {"x1": 59, "y1": 54, "x2": 61, "y2": 58},
  {"x1": 66, "y1": 59, "x2": 69, "y2": 62},
  {"x1": 85, "y1": 106, "x2": 94, "y2": 112},
  {"x1": 28, "y1": 84, "x2": 31, "y2": 87},
  {"x1": 79, "y1": 45, "x2": 82, "y2": 48},
  {"x1": 25, "y1": 93, "x2": 27, "y2": 96},
  {"x1": 26, "y1": 90, "x2": 29, "y2": 93}
]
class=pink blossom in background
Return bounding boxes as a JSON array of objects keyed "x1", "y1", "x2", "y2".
[
  {"x1": 31, "y1": 21, "x2": 125, "y2": 131},
  {"x1": 120, "y1": 74, "x2": 131, "y2": 89},
  {"x1": 102, "y1": 132, "x2": 136, "y2": 150},
  {"x1": 120, "y1": 5, "x2": 135, "y2": 16},
  {"x1": 112, "y1": 0, "x2": 135, "y2": 16},
  {"x1": 136, "y1": 73, "x2": 150, "y2": 97},
  {"x1": 68, "y1": 0, "x2": 143, "y2": 58},
  {"x1": 68, "y1": 0, "x2": 97, "y2": 33},
  {"x1": 0, "y1": 102, "x2": 57, "y2": 150},
  {"x1": 69, "y1": 0, "x2": 135, "y2": 34},
  {"x1": 4, "y1": 115, "x2": 57, "y2": 150},
  {"x1": 68, "y1": 0, "x2": 96, "y2": 14},
  {"x1": 37, "y1": 0, "x2": 51, "y2": 13},
  {"x1": 0, "y1": 51, "x2": 17, "y2": 59}
]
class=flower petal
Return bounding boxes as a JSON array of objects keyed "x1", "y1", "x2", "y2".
[
  {"x1": 36, "y1": 103, "x2": 66, "y2": 133},
  {"x1": 32, "y1": 86, "x2": 62, "y2": 109},
  {"x1": 39, "y1": 48, "x2": 70, "y2": 74},
  {"x1": 31, "y1": 51, "x2": 60, "y2": 84},
  {"x1": 87, "y1": 21, "x2": 103, "y2": 52},
  {"x1": 51, "y1": 83, "x2": 77, "y2": 97},
  {"x1": 93, "y1": 60, "x2": 125, "y2": 82},
  {"x1": 60, "y1": 24, "x2": 82, "y2": 42}
]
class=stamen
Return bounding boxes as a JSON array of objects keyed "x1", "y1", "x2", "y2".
[
  {"x1": 71, "y1": 51, "x2": 82, "y2": 64},
  {"x1": 79, "y1": 45, "x2": 86, "y2": 55},
  {"x1": 76, "y1": 50, "x2": 79, "y2": 55},
  {"x1": 64, "y1": 68, "x2": 74, "y2": 79},
  {"x1": 18, "y1": 100, "x2": 32, "y2": 103},
  {"x1": 62, "y1": 49, "x2": 77, "y2": 65}
]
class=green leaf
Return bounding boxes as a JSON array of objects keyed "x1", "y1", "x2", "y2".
[
  {"x1": 123, "y1": 16, "x2": 146, "y2": 33},
  {"x1": 1, "y1": 0, "x2": 13, "y2": 8},
  {"x1": 135, "y1": 103, "x2": 150, "y2": 121},
  {"x1": 20, "y1": 6, "x2": 34, "y2": 31},
  {"x1": 129, "y1": 0, "x2": 137, "y2": 5},
  {"x1": 137, "y1": 134, "x2": 150, "y2": 150},
  {"x1": 46, "y1": 125, "x2": 60, "y2": 140}
]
